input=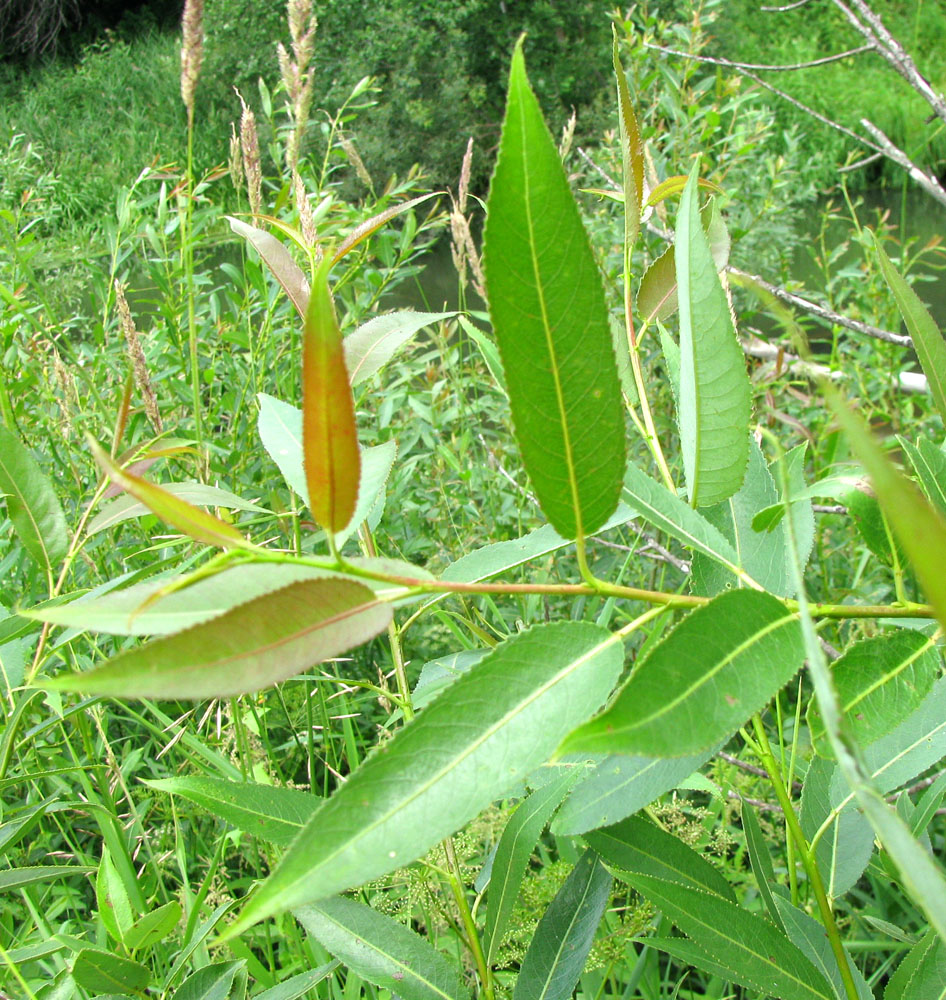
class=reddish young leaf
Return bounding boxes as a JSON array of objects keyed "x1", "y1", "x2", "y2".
[
  {"x1": 89, "y1": 438, "x2": 253, "y2": 551},
  {"x1": 303, "y1": 255, "x2": 361, "y2": 534}
]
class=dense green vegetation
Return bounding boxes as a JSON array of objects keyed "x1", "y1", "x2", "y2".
[{"x1": 2, "y1": 1, "x2": 946, "y2": 998}]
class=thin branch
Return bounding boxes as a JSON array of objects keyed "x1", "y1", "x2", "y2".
[
  {"x1": 859, "y1": 118, "x2": 946, "y2": 209},
  {"x1": 761, "y1": 0, "x2": 815, "y2": 10},
  {"x1": 642, "y1": 40, "x2": 873, "y2": 73},
  {"x1": 838, "y1": 152, "x2": 882, "y2": 173},
  {"x1": 729, "y1": 266, "x2": 913, "y2": 347},
  {"x1": 832, "y1": 0, "x2": 946, "y2": 125}
]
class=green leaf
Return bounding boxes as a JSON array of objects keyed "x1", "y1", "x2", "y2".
[
  {"x1": 344, "y1": 310, "x2": 456, "y2": 386},
  {"x1": 560, "y1": 590, "x2": 804, "y2": 757},
  {"x1": 458, "y1": 315, "x2": 507, "y2": 393},
  {"x1": 740, "y1": 797, "x2": 785, "y2": 931},
  {"x1": 826, "y1": 386, "x2": 946, "y2": 632},
  {"x1": 442, "y1": 504, "x2": 637, "y2": 584},
  {"x1": 613, "y1": 30, "x2": 644, "y2": 250},
  {"x1": 872, "y1": 231, "x2": 946, "y2": 423},
  {"x1": 89, "y1": 438, "x2": 252, "y2": 551},
  {"x1": 773, "y1": 896, "x2": 873, "y2": 1000},
  {"x1": 42, "y1": 578, "x2": 392, "y2": 699},
  {"x1": 296, "y1": 897, "x2": 468, "y2": 1000},
  {"x1": 146, "y1": 776, "x2": 318, "y2": 847},
  {"x1": 229, "y1": 217, "x2": 309, "y2": 318},
  {"x1": 252, "y1": 963, "x2": 340, "y2": 1000},
  {"x1": 808, "y1": 630, "x2": 939, "y2": 758},
  {"x1": 885, "y1": 929, "x2": 946, "y2": 1000},
  {"x1": 0, "y1": 424, "x2": 69, "y2": 575},
  {"x1": 585, "y1": 814, "x2": 734, "y2": 901},
  {"x1": 485, "y1": 767, "x2": 580, "y2": 966},
  {"x1": 900, "y1": 436, "x2": 946, "y2": 513},
  {"x1": 552, "y1": 747, "x2": 716, "y2": 835},
  {"x1": 170, "y1": 960, "x2": 246, "y2": 1000},
  {"x1": 626, "y1": 873, "x2": 835, "y2": 1000},
  {"x1": 691, "y1": 439, "x2": 791, "y2": 597},
  {"x1": 675, "y1": 163, "x2": 750, "y2": 507},
  {"x1": 622, "y1": 460, "x2": 739, "y2": 572},
  {"x1": 514, "y1": 849, "x2": 611, "y2": 1000},
  {"x1": 123, "y1": 899, "x2": 183, "y2": 951},
  {"x1": 87, "y1": 483, "x2": 267, "y2": 535},
  {"x1": 483, "y1": 39, "x2": 626, "y2": 539},
  {"x1": 223, "y1": 621, "x2": 624, "y2": 935},
  {"x1": 72, "y1": 949, "x2": 150, "y2": 993},
  {"x1": 303, "y1": 254, "x2": 361, "y2": 534},
  {"x1": 96, "y1": 848, "x2": 135, "y2": 944},
  {"x1": 0, "y1": 865, "x2": 94, "y2": 890}
]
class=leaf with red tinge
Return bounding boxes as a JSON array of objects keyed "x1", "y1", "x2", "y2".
[
  {"x1": 88, "y1": 438, "x2": 253, "y2": 551},
  {"x1": 613, "y1": 31, "x2": 644, "y2": 250},
  {"x1": 229, "y1": 216, "x2": 310, "y2": 318},
  {"x1": 41, "y1": 578, "x2": 392, "y2": 699},
  {"x1": 303, "y1": 255, "x2": 361, "y2": 534}
]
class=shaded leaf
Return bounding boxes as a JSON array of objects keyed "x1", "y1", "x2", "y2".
[
  {"x1": 123, "y1": 900, "x2": 183, "y2": 952},
  {"x1": 584, "y1": 814, "x2": 734, "y2": 901},
  {"x1": 146, "y1": 776, "x2": 318, "y2": 847},
  {"x1": 900, "y1": 436, "x2": 946, "y2": 513},
  {"x1": 302, "y1": 255, "x2": 360, "y2": 533},
  {"x1": 552, "y1": 747, "x2": 716, "y2": 835},
  {"x1": 741, "y1": 797, "x2": 784, "y2": 930},
  {"x1": 483, "y1": 39, "x2": 626, "y2": 539},
  {"x1": 514, "y1": 850, "x2": 611, "y2": 1000},
  {"x1": 224, "y1": 621, "x2": 624, "y2": 935},
  {"x1": 72, "y1": 950, "x2": 150, "y2": 993},
  {"x1": 297, "y1": 897, "x2": 467, "y2": 1000},
  {"x1": 0, "y1": 424, "x2": 69, "y2": 575},
  {"x1": 885, "y1": 929, "x2": 946, "y2": 1000},
  {"x1": 0, "y1": 865, "x2": 94, "y2": 890},
  {"x1": 626, "y1": 873, "x2": 834, "y2": 1000},
  {"x1": 170, "y1": 960, "x2": 245, "y2": 1000},
  {"x1": 42, "y1": 578, "x2": 392, "y2": 699},
  {"x1": 675, "y1": 164, "x2": 750, "y2": 506},
  {"x1": 613, "y1": 30, "x2": 644, "y2": 249},
  {"x1": 485, "y1": 768, "x2": 580, "y2": 966},
  {"x1": 253, "y1": 963, "x2": 340, "y2": 1000},
  {"x1": 561, "y1": 590, "x2": 804, "y2": 757}
]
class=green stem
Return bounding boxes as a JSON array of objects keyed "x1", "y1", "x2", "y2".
[
  {"x1": 443, "y1": 836, "x2": 494, "y2": 1000},
  {"x1": 750, "y1": 715, "x2": 861, "y2": 1000},
  {"x1": 182, "y1": 120, "x2": 203, "y2": 471}
]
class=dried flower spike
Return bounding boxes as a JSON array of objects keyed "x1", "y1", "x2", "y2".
[
  {"x1": 237, "y1": 90, "x2": 263, "y2": 216},
  {"x1": 180, "y1": 0, "x2": 205, "y2": 126},
  {"x1": 116, "y1": 283, "x2": 163, "y2": 434}
]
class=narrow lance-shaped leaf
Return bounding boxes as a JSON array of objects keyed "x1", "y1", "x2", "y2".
[
  {"x1": 483, "y1": 39, "x2": 626, "y2": 539},
  {"x1": 41, "y1": 578, "x2": 392, "y2": 700},
  {"x1": 88, "y1": 438, "x2": 252, "y2": 551},
  {"x1": 676, "y1": 163, "x2": 750, "y2": 507},
  {"x1": 613, "y1": 29, "x2": 644, "y2": 250},
  {"x1": 344, "y1": 310, "x2": 456, "y2": 386},
  {"x1": 826, "y1": 385, "x2": 946, "y2": 632},
  {"x1": 625, "y1": 873, "x2": 835, "y2": 1000},
  {"x1": 0, "y1": 424, "x2": 69, "y2": 576},
  {"x1": 228, "y1": 216, "x2": 310, "y2": 319},
  {"x1": 221, "y1": 621, "x2": 624, "y2": 937},
  {"x1": 560, "y1": 589, "x2": 804, "y2": 757},
  {"x1": 871, "y1": 230, "x2": 946, "y2": 424},
  {"x1": 303, "y1": 254, "x2": 361, "y2": 534},
  {"x1": 332, "y1": 192, "x2": 441, "y2": 263},
  {"x1": 514, "y1": 849, "x2": 611, "y2": 1000},
  {"x1": 296, "y1": 897, "x2": 468, "y2": 1000},
  {"x1": 485, "y1": 767, "x2": 580, "y2": 966}
]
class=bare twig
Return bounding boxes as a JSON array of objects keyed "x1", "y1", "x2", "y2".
[
  {"x1": 859, "y1": 118, "x2": 946, "y2": 208},
  {"x1": 832, "y1": 0, "x2": 946, "y2": 125},
  {"x1": 729, "y1": 267, "x2": 912, "y2": 347},
  {"x1": 761, "y1": 0, "x2": 815, "y2": 10},
  {"x1": 838, "y1": 152, "x2": 882, "y2": 173},
  {"x1": 643, "y1": 40, "x2": 872, "y2": 73}
]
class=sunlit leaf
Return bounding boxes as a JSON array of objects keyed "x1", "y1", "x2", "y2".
[
  {"x1": 42, "y1": 578, "x2": 392, "y2": 699},
  {"x1": 561, "y1": 590, "x2": 804, "y2": 757},
  {"x1": 0, "y1": 424, "x2": 69, "y2": 576},
  {"x1": 302, "y1": 255, "x2": 361, "y2": 534},
  {"x1": 613, "y1": 30, "x2": 644, "y2": 249},
  {"x1": 223, "y1": 621, "x2": 624, "y2": 935},
  {"x1": 332, "y1": 192, "x2": 441, "y2": 263},
  {"x1": 872, "y1": 231, "x2": 946, "y2": 424},
  {"x1": 229, "y1": 216, "x2": 310, "y2": 318},
  {"x1": 89, "y1": 438, "x2": 252, "y2": 551},
  {"x1": 483, "y1": 39, "x2": 626, "y2": 539},
  {"x1": 146, "y1": 776, "x2": 319, "y2": 847},
  {"x1": 344, "y1": 310, "x2": 456, "y2": 386},
  {"x1": 676, "y1": 164, "x2": 750, "y2": 507}
]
